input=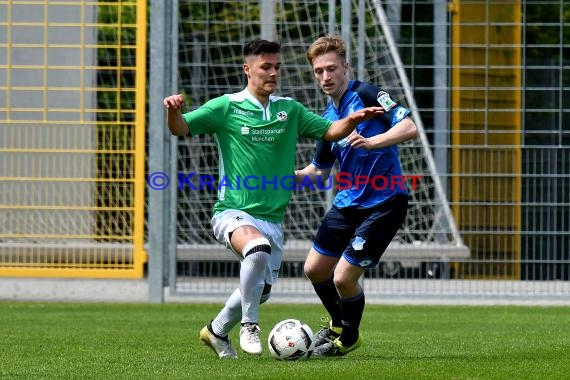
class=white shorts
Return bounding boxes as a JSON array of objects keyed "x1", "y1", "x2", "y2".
[{"x1": 211, "y1": 209, "x2": 284, "y2": 285}]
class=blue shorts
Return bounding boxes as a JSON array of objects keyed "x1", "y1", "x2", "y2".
[{"x1": 312, "y1": 195, "x2": 408, "y2": 268}]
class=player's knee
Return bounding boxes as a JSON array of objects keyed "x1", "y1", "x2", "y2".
[
  {"x1": 304, "y1": 261, "x2": 317, "y2": 281},
  {"x1": 242, "y1": 237, "x2": 271, "y2": 258},
  {"x1": 304, "y1": 261, "x2": 330, "y2": 283},
  {"x1": 332, "y1": 275, "x2": 346, "y2": 291},
  {"x1": 333, "y1": 273, "x2": 359, "y2": 295}
]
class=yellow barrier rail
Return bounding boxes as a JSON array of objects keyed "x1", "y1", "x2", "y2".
[{"x1": 0, "y1": 0, "x2": 147, "y2": 278}]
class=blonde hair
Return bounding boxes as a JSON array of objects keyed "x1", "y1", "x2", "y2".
[{"x1": 306, "y1": 35, "x2": 347, "y2": 65}]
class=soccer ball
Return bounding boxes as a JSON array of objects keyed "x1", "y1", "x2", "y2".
[{"x1": 267, "y1": 318, "x2": 315, "y2": 361}]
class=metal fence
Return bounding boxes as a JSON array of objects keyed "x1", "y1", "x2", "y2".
[
  {"x1": 152, "y1": 0, "x2": 569, "y2": 303},
  {"x1": 1, "y1": 0, "x2": 568, "y2": 302}
]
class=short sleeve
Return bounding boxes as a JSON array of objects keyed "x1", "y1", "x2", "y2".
[
  {"x1": 296, "y1": 102, "x2": 332, "y2": 140},
  {"x1": 183, "y1": 96, "x2": 229, "y2": 136}
]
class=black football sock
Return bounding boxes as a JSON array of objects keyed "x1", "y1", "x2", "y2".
[
  {"x1": 338, "y1": 290, "x2": 365, "y2": 346},
  {"x1": 312, "y1": 276, "x2": 342, "y2": 327}
]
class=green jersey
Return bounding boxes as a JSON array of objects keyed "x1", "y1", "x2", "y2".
[{"x1": 183, "y1": 89, "x2": 332, "y2": 223}]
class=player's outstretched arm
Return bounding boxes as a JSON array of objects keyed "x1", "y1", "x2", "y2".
[
  {"x1": 295, "y1": 164, "x2": 332, "y2": 185},
  {"x1": 163, "y1": 94, "x2": 189, "y2": 137},
  {"x1": 347, "y1": 117, "x2": 418, "y2": 150},
  {"x1": 322, "y1": 106, "x2": 384, "y2": 141}
]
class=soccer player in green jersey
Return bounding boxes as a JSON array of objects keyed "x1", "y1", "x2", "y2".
[{"x1": 163, "y1": 39, "x2": 383, "y2": 358}]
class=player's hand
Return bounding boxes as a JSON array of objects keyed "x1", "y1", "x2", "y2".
[
  {"x1": 346, "y1": 131, "x2": 373, "y2": 150},
  {"x1": 163, "y1": 94, "x2": 185, "y2": 110},
  {"x1": 349, "y1": 106, "x2": 384, "y2": 123}
]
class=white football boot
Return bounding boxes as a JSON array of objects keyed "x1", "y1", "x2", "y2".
[{"x1": 239, "y1": 323, "x2": 263, "y2": 355}]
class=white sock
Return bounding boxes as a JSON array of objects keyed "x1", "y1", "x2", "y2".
[
  {"x1": 211, "y1": 288, "x2": 242, "y2": 337},
  {"x1": 239, "y1": 250, "x2": 268, "y2": 324},
  {"x1": 210, "y1": 289, "x2": 272, "y2": 337}
]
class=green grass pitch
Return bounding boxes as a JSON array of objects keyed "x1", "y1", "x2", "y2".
[{"x1": 1, "y1": 301, "x2": 569, "y2": 379}]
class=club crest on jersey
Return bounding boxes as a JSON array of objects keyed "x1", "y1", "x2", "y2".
[
  {"x1": 352, "y1": 236, "x2": 366, "y2": 251},
  {"x1": 241, "y1": 126, "x2": 250, "y2": 135},
  {"x1": 276, "y1": 111, "x2": 288, "y2": 121}
]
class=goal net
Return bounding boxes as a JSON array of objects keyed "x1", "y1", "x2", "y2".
[{"x1": 174, "y1": 0, "x2": 466, "y2": 275}]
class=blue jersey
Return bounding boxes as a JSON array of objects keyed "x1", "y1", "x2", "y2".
[{"x1": 312, "y1": 80, "x2": 410, "y2": 209}]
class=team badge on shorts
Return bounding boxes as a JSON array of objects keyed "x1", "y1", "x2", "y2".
[{"x1": 351, "y1": 236, "x2": 366, "y2": 251}]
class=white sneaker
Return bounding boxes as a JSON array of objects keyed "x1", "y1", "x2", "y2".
[
  {"x1": 239, "y1": 323, "x2": 262, "y2": 355},
  {"x1": 199, "y1": 325, "x2": 238, "y2": 359}
]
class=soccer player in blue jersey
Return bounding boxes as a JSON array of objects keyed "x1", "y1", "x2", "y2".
[{"x1": 295, "y1": 35, "x2": 418, "y2": 357}]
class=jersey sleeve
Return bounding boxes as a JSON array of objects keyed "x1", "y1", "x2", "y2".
[
  {"x1": 352, "y1": 81, "x2": 411, "y2": 128},
  {"x1": 295, "y1": 101, "x2": 332, "y2": 139},
  {"x1": 312, "y1": 140, "x2": 335, "y2": 169},
  {"x1": 182, "y1": 96, "x2": 229, "y2": 136}
]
